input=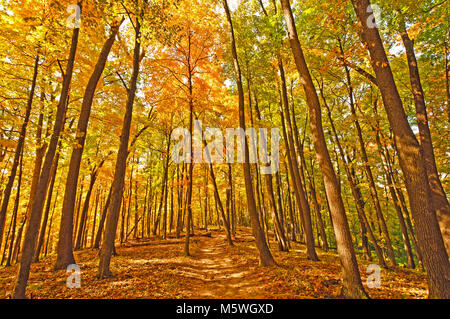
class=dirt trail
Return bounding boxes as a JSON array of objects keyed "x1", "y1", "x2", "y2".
[
  {"x1": 0, "y1": 228, "x2": 429, "y2": 299},
  {"x1": 176, "y1": 233, "x2": 267, "y2": 299}
]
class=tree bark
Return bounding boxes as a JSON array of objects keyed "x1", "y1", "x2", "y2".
[
  {"x1": 13, "y1": 9, "x2": 81, "y2": 297},
  {"x1": 339, "y1": 43, "x2": 397, "y2": 266},
  {"x1": 93, "y1": 186, "x2": 112, "y2": 249},
  {"x1": 74, "y1": 166, "x2": 102, "y2": 251},
  {"x1": 196, "y1": 120, "x2": 234, "y2": 246},
  {"x1": 0, "y1": 55, "x2": 39, "y2": 250},
  {"x1": 153, "y1": 137, "x2": 170, "y2": 235},
  {"x1": 223, "y1": 0, "x2": 275, "y2": 266},
  {"x1": 280, "y1": 0, "x2": 367, "y2": 298},
  {"x1": 375, "y1": 126, "x2": 415, "y2": 268},
  {"x1": 253, "y1": 92, "x2": 288, "y2": 251},
  {"x1": 398, "y1": 13, "x2": 450, "y2": 256},
  {"x1": 351, "y1": 0, "x2": 450, "y2": 298},
  {"x1": 55, "y1": 23, "x2": 120, "y2": 269},
  {"x1": 97, "y1": 16, "x2": 141, "y2": 278},
  {"x1": 322, "y1": 89, "x2": 386, "y2": 268},
  {"x1": 279, "y1": 60, "x2": 318, "y2": 259},
  {"x1": 4, "y1": 150, "x2": 23, "y2": 267},
  {"x1": 34, "y1": 151, "x2": 60, "y2": 262}
]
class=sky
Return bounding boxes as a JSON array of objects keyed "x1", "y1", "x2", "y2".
[{"x1": 228, "y1": 0, "x2": 242, "y2": 12}]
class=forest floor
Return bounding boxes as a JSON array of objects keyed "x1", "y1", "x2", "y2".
[{"x1": 0, "y1": 228, "x2": 428, "y2": 299}]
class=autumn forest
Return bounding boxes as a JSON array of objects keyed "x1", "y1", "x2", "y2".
[{"x1": 0, "y1": 0, "x2": 449, "y2": 300}]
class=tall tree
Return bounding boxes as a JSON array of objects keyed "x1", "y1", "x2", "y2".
[
  {"x1": 339, "y1": 41, "x2": 397, "y2": 266},
  {"x1": 279, "y1": 59, "x2": 318, "y2": 259},
  {"x1": 55, "y1": 21, "x2": 122, "y2": 270},
  {"x1": 397, "y1": 10, "x2": 450, "y2": 255},
  {"x1": 223, "y1": 0, "x2": 275, "y2": 266},
  {"x1": 280, "y1": 0, "x2": 367, "y2": 298},
  {"x1": 351, "y1": 0, "x2": 450, "y2": 298},
  {"x1": 0, "y1": 55, "x2": 39, "y2": 250},
  {"x1": 97, "y1": 7, "x2": 142, "y2": 278},
  {"x1": 13, "y1": 2, "x2": 82, "y2": 298}
]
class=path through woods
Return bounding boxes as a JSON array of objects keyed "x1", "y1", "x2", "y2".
[
  {"x1": 186, "y1": 233, "x2": 266, "y2": 299},
  {"x1": 0, "y1": 229, "x2": 428, "y2": 299},
  {"x1": 2, "y1": 0, "x2": 449, "y2": 299}
]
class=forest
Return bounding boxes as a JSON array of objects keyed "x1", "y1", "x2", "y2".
[{"x1": 0, "y1": 0, "x2": 449, "y2": 300}]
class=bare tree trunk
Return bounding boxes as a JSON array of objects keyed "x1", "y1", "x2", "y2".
[
  {"x1": 395, "y1": 178, "x2": 424, "y2": 269},
  {"x1": 253, "y1": 92, "x2": 288, "y2": 251},
  {"x1": 169, "y1": 177, "x2": 174, "y2": 235},
  {"x1": 398, "y1": 13, "x2": 450, "y2": 256},
  {"x1": 278, "y1": 61, "x2": 318, "y2": 259},
  {"x1": 34, "y1": 151, "x2": 60, "y2": 262},
  {"x1": 74, "y1": 168, "x2": 101, "y2": 251},
  {"x1": 204, "y1": 167, "x2": 209, "y2": 232},
  {"x1": 322, "y1": 89, "x2": 386, "y2": 268},
  {"x1": 280, "y1": 0, "x2": 367, "y2": 298},
  {"x1": 55, "y1": 22, "x2": 120, "y2": 270},
  {"x1": 0, "y1": 55, "x2": 39, "y2": 250},
  {"x1": 4, "y1": 150, "x2": 23, "y2": 267},
  {"x1": 93, "y1": 186, "x2": 112, "y2": 249},
  {"x1": 97, "y1": 16, "x2": 141, "y2": 278},
  {"x1": 223, "y1": 0, "x2": 275, "y2": 266},
  {"x1": 351, "y1": 0, "x2": 449, "y2": 298},
  {"x1": 283, "y1": 162, "x2": 297, "y2": 242},
  {"x1": 73, "y1": 182, "x2": 84, "y2": 244},
  {"x1": 25, "y1": 95, "x2": 48, "y2": 254},
  {"x1": 339, "y1": 44, "x2": 397, "y2": 266},
  {"x1": 13, "y1": 9, "x2": 81, "y2": 297},
  {"x1": 196, "y1": 120, "x2": 234, "y2": 246},
  {"x1": 176, "y1": 164, "x2": 184, "y2": 238},
  {"x1": 90, "y1": 190, "x2": 100, "y2": 247},
  {"x1": 291, "y1": 98, "x2": 328, "y2": 251},
  {"x1": 363, "y1": 98, "x2": 415, "y2": 268},
  {"x1": 153, "y1": 137, "x2": 170, "y2": 235},
  {"x1": 445, "y1": 38, "x2": 450, "y2": 123},
  {"x1": 376, "y1": 128, "x2": 415, "y2": 268}
]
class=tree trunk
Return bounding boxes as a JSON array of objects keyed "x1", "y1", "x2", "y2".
[
  {"x1": 97, "y1": 17, "x2": 141, "y2": 279},
  {"x1": 4, "y1": 150, "x2": 23, "y2": 266},
  {"x1": 0, "y1": 55, "x2": 39, "y2": 250},
  {"x1": 25, "y1": 96, "x2": 48, "y2": 253},
  {"x1": 74, "y1": 170, "x2": 98, "y2": 251},
  {"x1": 93, "y1": 186, "x2": 112, "y2": 249},
  {"x1": 351, "y1": 0, "x2": 450, "y2": 298},
  {"x1": 322, "y1": 89, "x2": 386, "y2": 268},
  {"x1": 176, "y1": 164, "x2": 184, "y2": 238},
  {"x1": 280, "y1": 0, "x2": 367, "y2": 298},
  {"x1": 169, "y1": 177, "x2": 174, "y2": 234},
  {"x1": 278, "y1": 60, "x2": 318, "y2": 259},
  {"x1": 376, "y1": 128, "x2": 415, "y2": 268},
  {"x1": 90, "y1": 190, "x2": 100, "y2": 247},
  {"x1": 198, "y1": 120, "x2": 234, "y2": 246},
  {"x1": 445, "y1": 38, "x2": 450, "y2": 123},
  {"x1": 223, "y1": 0, "x2": 275, "y2": 266},
  {"x1": 34, "y1": 151, "x2": 60, "y2": 262},
  {"x1": 13, "y1": 10, "x2": 81, "y2": 298},
  {"x1": 291, "y1": 99, "x2": 328, "y2": 251},
  {"x1": 55, "y1": 22, "x2": 120, "y2": 270},
  {"x1": 253, "y1": 92, "x2": 288, "y2": 251},
  {"x1": 184, "y1": 27, "x2": 196, "y2": 256},
  {"x1": 339, "y1": 45, "x2": 397, "y2": 266},
  {"x1": 398, "y1": 13, "x2": 450, "y2": 256},
  {"x1": 153, "y1": 137, "x2": 170, "y2": 235}
]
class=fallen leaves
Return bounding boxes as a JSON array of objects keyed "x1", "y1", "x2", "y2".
[{"x1": 0, "y1": 229, "x2": 428, "y2": 299}]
